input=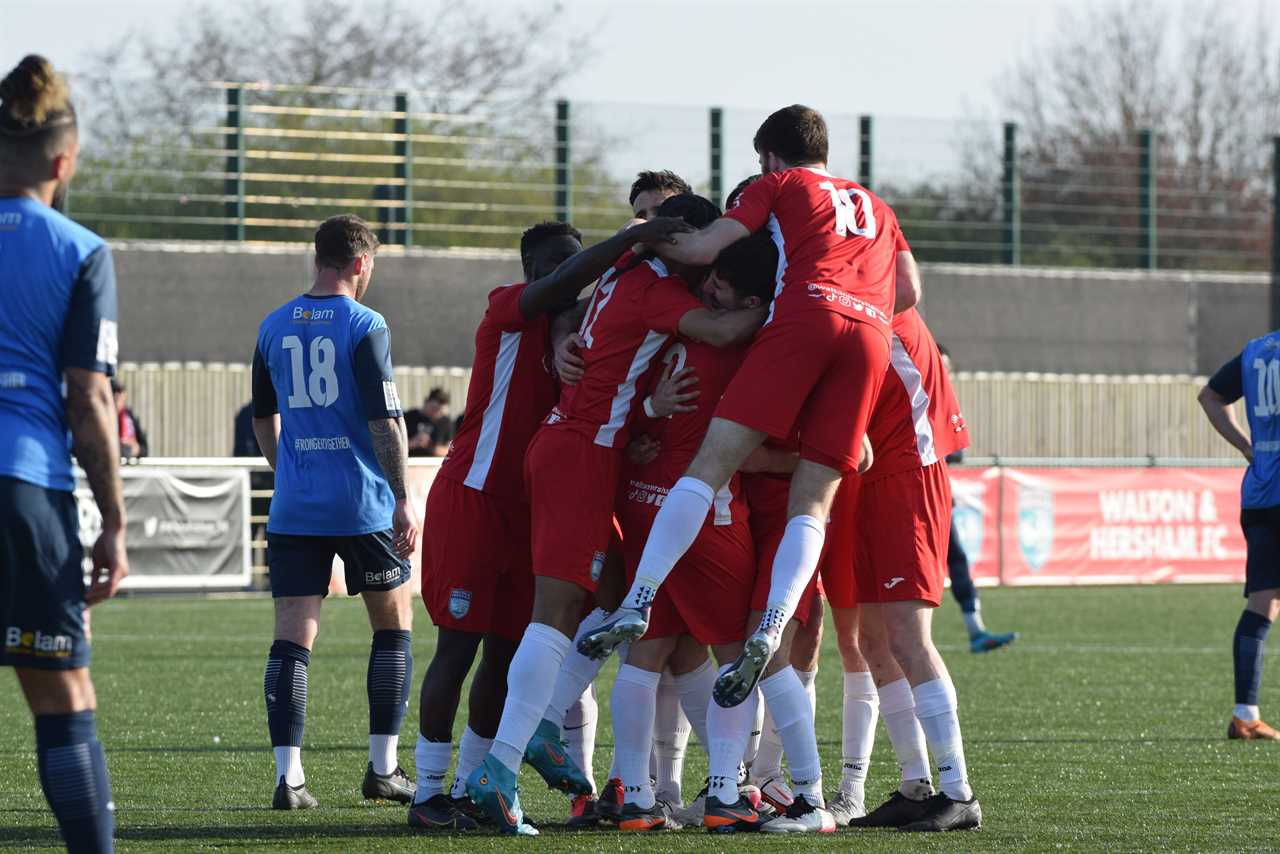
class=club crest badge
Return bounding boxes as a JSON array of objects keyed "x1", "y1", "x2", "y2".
[
  {"x1": 590, "y1": 551, "x2": 606, "y2": 583},
  {"x1": 448, "y1": 588, "x2": 472, "y2": 619},
  {"x1": 1017, "y1": 483, "x2": 1055, "y2": 572}
]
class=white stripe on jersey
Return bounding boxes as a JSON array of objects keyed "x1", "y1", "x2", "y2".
[
  {"x1": 713, "y1": 481, "x2": 734, "y2": 526},
  {"x1": 594, "y1": 330, "x2": 668, "y2": 448},
  {"x1": 889, "y1": 333, "x2": 938, "y2": 466},
  {"x1": 463, "y1": 330, "x2": 522, "y2": 490},
  {"x1": 644, "y1": 257, "x2": 670, "y2": 277},
  {"x1": 764, "y1": 213, "x2": 787, "y2": 325}
]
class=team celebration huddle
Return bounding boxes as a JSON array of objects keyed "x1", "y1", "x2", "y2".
[{"x1": 250, "y1": 104, "x2": 984, "y2": 836}]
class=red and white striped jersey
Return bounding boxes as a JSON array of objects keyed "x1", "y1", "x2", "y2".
[
  {"x1": 865, "y1": 307, "x2": 968, "y2": 481},
  {"x1": 724, "y1": 167, "x2": 902, "y2": 336},
  {"x1": 438, "y1": 283, "x2": 558, "y2": 500},
  {"x1": 547, "y1": 251, "x2": 704, "y2": 449}
]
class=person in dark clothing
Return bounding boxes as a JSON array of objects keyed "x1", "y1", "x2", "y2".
[
  {"x1": 405, "y1": 387, "x2": 454, "y2": 457},
  {"x1": 111, "y1": 378, "x2": 148, "y2": 458}
]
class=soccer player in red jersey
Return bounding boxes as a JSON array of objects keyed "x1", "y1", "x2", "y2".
[
  {"x1": 466, "y1": 194, "x2": 765, "y2": 834},
  {"x1": 820, "y1": 298, "x2": 983, "y2": 832},
  {"x1": 630, "y1": 170, "x2": 692, "y2": 221},
  {"x1": 408, "y1": 216, "x2": 691, "y2": 832}
]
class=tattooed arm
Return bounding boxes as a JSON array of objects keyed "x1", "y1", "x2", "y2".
[
  {"x1": 369, "y1": 416, "x2": 419, "y2": 559},
  {"x1": 66, "y1": 367, "x2": 130, "y2": 604}
]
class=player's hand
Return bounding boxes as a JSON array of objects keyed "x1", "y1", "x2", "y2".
[
  {"x1": 626, "y1": 215, "x2": 695, "y2": 245},
  {"x1": 627, "y1": 435, "x2": 662, "y2": 466},
  {"x1": 86, "y1": 524, "x2": 129, "y2": 606},
  {"x1": 1243, "y1": 445, "x2": 1255, "y2": 464},
  {"x1": 391, "y1": 499, "x2": 420, "y2": 560},
  {"x1": 857, "y1": 435, "x2": 874, "y2": 475},
  {"x1": 555, "y1": 333, "x2": 587, "y2": 385},
  {"x1": 650, "y1": 365, "x2": 700, "y2": 417}
]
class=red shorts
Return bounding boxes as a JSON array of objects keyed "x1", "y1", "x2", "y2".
[
  {"x1": 818, "y1": 473, "x2": 861, "y2": 610},
  {"x1": 420, "y1": 476, "x2": 534, "y2": 643},
  {"x1": 749, "y1": 508, "x2": 819, "y2": 627},
  {"x1": 619, "y1": 493, "x2": 755, "y2": 645},
  {"x1": 526, "y1": 426, "x2": 621, "y2": 592},
  {"x1": 715, "y1": 311, "x2": 890, "y2": 473},
  {"x1": 854, "y1": 463, "x2": 952, "y2": 607}
]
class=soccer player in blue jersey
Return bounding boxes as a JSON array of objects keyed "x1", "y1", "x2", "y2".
[
  {"x1": 252, "y1": 214, "x2": 421, "y2": 807},
  {"x1": 0, "y1": 55, "x2": 127, "y2": 854},
  {"x1": 1200, "y1": 335, "x2": 1280, "y2": 740}
]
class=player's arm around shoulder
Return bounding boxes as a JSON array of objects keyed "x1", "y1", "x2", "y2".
[
  {"x1": 650, "y1": 218, "x2": 751, "y2": 268},
  {"x1": 676, "y1": 304, "x2": 767, "y2": 348},
  {"x1": 894, "y1": 249, "x2": 922, "y2": 314}
]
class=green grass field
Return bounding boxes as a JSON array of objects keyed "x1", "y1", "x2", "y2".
[{"x1": 2, "y1": 585, "x2": 1279, "y2": 852}]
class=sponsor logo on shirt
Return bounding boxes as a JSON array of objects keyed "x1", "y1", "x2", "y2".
[
  {"x1": 292, "y1": 306, "x2": 336, "y2": 322},
  {"x1": 0, "y1": 371, "x2": 26, "y2": 389},
  {"x1": 804, "y1": 283, "x2": 890, "y2": 324},
  {"x1": 294, "y1": 436, "x2": 351, "y2": 451},
  {"x1": 0, "y1": 212, "x2": 21, "y2": 228},
  {"x1": 5, "y1": 627, "x2": 73, "y2": 657},
  {"x1": 625, "y1": 479, "x2": 669, "y2": 507},
  {"x1": 449, "y1": 588, "x2": 472, "y2": 618}
]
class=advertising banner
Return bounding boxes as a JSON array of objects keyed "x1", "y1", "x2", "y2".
[
  {"x1": 947, "y1": 466, "x2": 1003, "y2": 585},
  {"x1": 76, "y1": 467, "x2": 251, "y2": 589}
]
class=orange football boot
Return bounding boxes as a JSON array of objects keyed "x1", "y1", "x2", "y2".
[{"x1": 1228, "y1": 716, "x2": 1280, "y2": 740}]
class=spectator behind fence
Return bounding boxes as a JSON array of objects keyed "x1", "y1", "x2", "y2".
[
  {"x1": 111, "y1": 378, "x2": 147, "y2": 458},
  {"x1": 405, "y1": 387, "x2": 453, "y2": 457}
]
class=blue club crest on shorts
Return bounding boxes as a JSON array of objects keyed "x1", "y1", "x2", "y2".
[
  {"x1": 952, "y1": 503, "x2": 985, "y2": 564},
  {"x1": 1017, "y1": 484, "x2": 1055, "y2": 572},
  {"x1": 590, "y1": 551, "x2": 606, "y2": 583},
  {"x1": 449, "y1": 588, "x2": 472, "y2": 619}
]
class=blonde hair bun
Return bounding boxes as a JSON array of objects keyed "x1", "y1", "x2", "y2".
[{"x1": 0, "y1": 55, "x2": 73, "y2": 131}]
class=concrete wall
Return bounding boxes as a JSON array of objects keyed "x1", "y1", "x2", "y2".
[{"x1": 111, "y1": 241, "x2": 1271, "y2": 374}]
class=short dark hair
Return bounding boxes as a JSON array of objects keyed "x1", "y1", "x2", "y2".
[
  {"x1": 629, "y1": 170, "x2": 692, "y2": 206},
  {"x1": 937, "y1": 343, "x2": 951, "y2": 359},
  {"x1": 520, "y1": 221, "x2": 582, "y2": 270},
  {"x1": 714, "y1": 233, "x2": 778, "y2": 304},
  {"x1": 654, "y1": 193, "x2": 721, "y2": 231},
  {"x1": 726, "y1": 174, "x2": 762, "y2": 209},
  {"x1": 314, "y1": 215, "x2": 379, "y2": 270},
  {"x1": 753, "y1": 105, "x2": 828, "y2": 166},
  {"x1": 427, "y1": 387, "x2": 450, "y2": 405}
]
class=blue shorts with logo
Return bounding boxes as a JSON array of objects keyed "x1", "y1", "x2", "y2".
[
  {"x1": 267, "y1": 529, "x2": 410, "y2": 598},
  {"x1": 0, "y1": 477, "x2": 91, "y2": 670},
  {"x1": 1241, "y1": 505, "x2": 1280, "y2": 595}
]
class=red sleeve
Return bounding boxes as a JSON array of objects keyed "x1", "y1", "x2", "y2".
[
  {"x1": 484, "y1": 283, "x2": 529, "y2": 331},
  {"x1": 895, "y1": 229, "x2": 911, "y2": 253},
  {"x1": 723, "y1": 171, "x2": 784, "y2": 234},
  {"x1": 640, "y1": 276, "x2": 705, "y2": 335}
]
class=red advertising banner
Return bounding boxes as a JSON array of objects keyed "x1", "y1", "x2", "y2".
[
  {"x1": 996, "y1": 467, "x2": 1246, "y2": 585},
  {"x1": 947, "y1": 466, "x2": 1003, "y2": 585}
]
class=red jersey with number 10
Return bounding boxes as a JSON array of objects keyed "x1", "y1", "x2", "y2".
[
  {"x1": 438, "y1": 283, "x2": 558, "y2": 500},
  {"x1": 547, "y1": 251, "x2": 704, "y2": 449},
  {"x1": 724, "y1": 167, "x2": 902, "y2": 336}
]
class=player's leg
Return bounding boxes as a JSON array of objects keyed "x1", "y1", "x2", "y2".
[
  {"x1": 828, "y1": 605, "x2": 877, "y2": 825},
  {"x1": 947, "y1": 517, "x2": 1016, "y2": 653},
  {"x1": 562, "y1": 685, "x2": 600, "y2": 826},
  {"x1": 701, "y1": 640, "x2": 771, "y2": 831},
  {"x1": 410, "y1": 627, "x2": 482, "y2": 827},
  {"x1": 611, "y1": 635, "x2": 677, "y2": 830},
  {"x1": 355, "y1": 559, "x2": 415, "y2": 803},
  {"x1": 267, "y1": 591, "x2": 323, "y2": 807},
  {"x1": 653, "y1": 670, "x2": 693, "y2": 809},
  {"x1": 791, "y1": 609, "x2": 822, "y2": 721},
  {"x1": 1230, "y1": 514, "x2": 1280, "y2": 739}
]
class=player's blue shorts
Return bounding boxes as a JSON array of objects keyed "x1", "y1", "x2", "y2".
[
  {"x1": 1241, "y1": 505, "x2": 1280, "y2": 595},
  {"x1": 0, "y1": 476, "x2": 91, "y2": 670},
  {"x1": 266, "y1": 529, "x2": 411, "y2": 598}
]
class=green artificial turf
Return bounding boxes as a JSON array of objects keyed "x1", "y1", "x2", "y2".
[{"x1": 2, "y1": 585, "x2": 1278, "y2": 852}]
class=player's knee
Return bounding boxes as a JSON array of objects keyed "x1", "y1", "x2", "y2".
[{"x1": 16, "y1": 667, "x2": 96, "y2": 716}]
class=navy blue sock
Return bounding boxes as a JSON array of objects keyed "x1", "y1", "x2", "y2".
[
  {"x1": 265, "y1": 640, "x2": 310, "y2": 748},
  {"x1": 368, "y1": 630, "x2": 413, "y2": 736},
  {"x1": 35, "y1": 710, "x2": 115, "y2": 854},
  {"x1": 1233, "y1": 610, "x2": 1272, "y2": 706},
  {"x1": 947, "y1": 520, "x2": 978, "y2": 614}
]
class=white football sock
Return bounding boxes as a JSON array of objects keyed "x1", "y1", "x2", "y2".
[
  {"x1": 612, "y1": 664, "x2": 660, "y2": 808},
  {"x1": 760, "y1": 666, "x2": 824, "y2": 805},
  {"x1": 759, "y1": 516, "x2": 825, "y2": 635},
  {"x1": 962, "y1": 607, "x2": 987, "y2": 638},
  {"x1": 274, "y1": 746, "x2": 304, "y2": 786},
  {"x1": 752, "y1": 702, "x2": 784, "y2": 782},
  {"x1": 673, "y1": 658, "x2": 714, "y2": 750},
  {"x1": 654, "y1": 670, "x2": 691, "y2": 805},
  {"x1": 491, "y1": 622, "x2": 571, "y2": 774},
  {"x1": 563, "y1": 684, "x2": 598, "y2": 794},
  {"x1": 450, "y1": 726, "x2": 493, "y2": 799},
  {"x1": 743, "y1": 689, "x2": 765, "y2": 769},
  {"x1": 1235, "y1": 703, "x2": 1261, "y2": 722},
  {"x1": 796, "y1": 667, "x2": 818, "y2": 722},
  {"x1": 623, "y1": 477, "x2": 715, "y2": 610},
  {"x1": 414, "y1": 736, "x2": 452, "y2": 803},
  {"x1": 707, "y1": 665, "x2": 759, "y2": 804},
  {"x1": 841, "y1": 671, "x2": 878, "y2": 802},
  {"x1": 544, "y1": 609, "x2": 612, "y2": 724},
  {"x1": 369, "y1": 734, "x2": 398, "y2": 776},
  {"x1": 879, "y1": 677, "x2": 931, "y2": 786},
  {"x1": 913, "y1": 676, "x2": 973, "y2": 802}
]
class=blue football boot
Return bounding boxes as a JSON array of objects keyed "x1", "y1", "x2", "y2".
[
  {"x1": 466, "y1": 755, "x2": 539, "y2": 836},
  {"x1": 524, "y1": 718, "x2": 593, "y2": 795},
  {"x1": 970, "y1": 630, "x2": 1018, "y2": 653}
]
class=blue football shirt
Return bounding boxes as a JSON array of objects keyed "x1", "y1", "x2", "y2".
[
  {"x1": 253, "y1": 294, "x2": 402, "y2": 535},
  {"x1": 0, "y1": 196, "x2": 118, "y2": 492},
  {"x1": 1209, "y1": 332, "x2": 1280, "y2": 509}
]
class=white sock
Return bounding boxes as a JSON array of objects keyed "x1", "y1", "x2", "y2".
[
  {"x1": 563, "y1": 685, "x2": 598, "y2": 793},
  {"x1": 612, "y1": 664, "x2": 660, "y2": 808},
  {"x1": 759, "y1": 516, "x2": 825, "y2": 634},
  {"x1": 654, "y1": 670, "x2": 691, "y2": 805},
  {"x1": 962, "y1": 607, "x2": 986, "y2": 638},
  {"x1": 707, "y1": 665, "x2": 759, "y2": 803},
  {"x1": 370, "y1": 734, "x2": 398, "y2": 776},
  {"x1": 913, "y1": 677, "x2": 973, "y2": 802},
  {"x1": 274, "y1": 745, "x2": 304, "y2": 786},
  {"x1": 796, "y1": 667, "x2": 818, "y2": 722},
  {"x1": 760, "y1": 667, "x2": 824, "y2": 805},
  {"x1": 841, "y1": 671, "x2": 878, "y2": 803},
  {"x1": 752, "y1": 702, "x2": 785, "y2": 782},
  {"x1": 414, "y1": 736, "x2": 452, "y2": 803},
  {"x1": 1236, "y1": 703, "x2": 1261, "y2": 722},
  {"x1": 491, "y1": 623, "x2": 571, "y2": 774},
  {"x1": 878, "y1": 677, "x2": 931, "y2": 786},
  {"x1": 450, "y1": 726, "x2": 493, "y2": 799},
  {"x1": 545, "y1": 609, "x2": 612, "y2": 724},
  {"x1": 673, "y1": 659, "x2": 714, "y2": 750},
  {"x1": 623, "y1": 477, "x2": 715, "y2": 610},
  {"x1": 743, "y1": 689, "x2": 765, "y2": 769}
]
